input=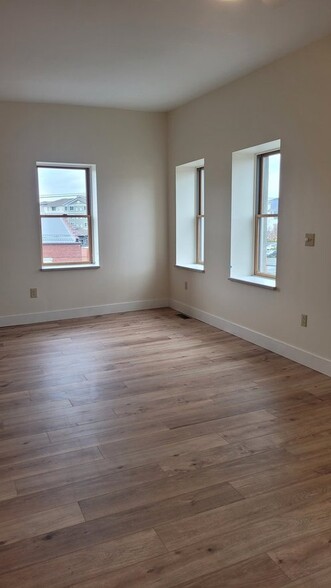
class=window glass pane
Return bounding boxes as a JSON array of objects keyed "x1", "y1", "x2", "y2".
[
  {"x1": 200, "y1": 168, "x2": 205, "y2": 215},
  {"x1": 197, "y1": 216, "x2": 205, "y2": 263},
  {"x1": 261, "y1": 153, "x2": 280, "y2": 214},
  {"x1": 258, "y1": 217, "x2": 278, "y2": 276},
  {"x1": 41, "y1": 217, "x2": 90, "y2": 264},
  {"x1": 38, "y1": 167, "x2": 87, "y2": 215}
]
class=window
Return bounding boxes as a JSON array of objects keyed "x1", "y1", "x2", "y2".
[
  {"x1": 255, "y1": 151, "x2": 281, "y2": 278},
  {"x1": 176, "y1": 158, "x2": 205, "y2": 271},
  {"x1": 230, "y1": 140, "x2": 281, "y2": 288},
  {"x1": 37, "y1": 164, "x2": 99, "y2": 268},
  {"x1": 196, "y1": 167, "x2": 205, "y2": 265}
]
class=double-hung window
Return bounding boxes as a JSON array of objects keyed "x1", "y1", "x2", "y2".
[
  {"x1": 255, "y1": 151, "x2": 281, "y2": 278},
  {"x1": 196, "y1": 167, "x2": 205, "y2": 265},
  {"x1": 37, "y1": 163, "x2": 99, "y2": 269},
  {"x1": 230, "y1": 139, "x2": 281, "y2": 288},
  {"x1": 175, "y1": 158, "x2": 205, "y2": 271}
]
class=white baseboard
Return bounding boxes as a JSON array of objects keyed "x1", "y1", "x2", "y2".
[
  {"x1": 170, "y1": 299, "x2": 331, "y2": 378},
  {"x1": 0, "y1": 298, "x2": 169, "y2": 328}
]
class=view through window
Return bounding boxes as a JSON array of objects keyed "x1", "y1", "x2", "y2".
[{"x1": 37, "y1": 165, "x2": 92, "y2": 266}]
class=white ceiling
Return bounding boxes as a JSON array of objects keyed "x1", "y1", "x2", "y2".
[{"x1": 1, "y1": 0, "x2": 331, "y2": 111}]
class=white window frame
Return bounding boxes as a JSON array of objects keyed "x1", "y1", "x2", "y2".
[
  {"x1": 230, "y1": 140, "x2": 281, "y2": 289},
  {"x1": 36, "y1": 162, "x2": 100, "y2": 271},
  {"x1": 254, "y1": 150, "x2": 281, "y2": 279},
  {"x1": 196, "y1": 166, "x2": 205, "y2": 266},
  {"x1": 175, "y1": 158, "x2": 205, "y2": 272}
]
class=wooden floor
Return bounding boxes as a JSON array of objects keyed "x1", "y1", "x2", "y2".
[{"x1": 0, "y1": 309, "x2": 330, "y2": 587}]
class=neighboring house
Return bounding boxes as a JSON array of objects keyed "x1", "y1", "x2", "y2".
[
  {"x1": 40, "y1": 195, "x2": 89, "y2": 250},
  {"x1": 40, "y1": 195, "x2": 87, "y2": 214}
]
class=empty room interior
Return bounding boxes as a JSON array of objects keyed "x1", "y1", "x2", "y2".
[{"x1": 1, "y1": 0, "x2": 331, "y2": 586}]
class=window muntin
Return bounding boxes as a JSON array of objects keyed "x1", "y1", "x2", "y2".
[
  {"x1": 255, "y1": 151, "x2": 281, "y2": 278},
  {"x1": 196, "y1": 167, "x2": 205, "y2": 265},
  {"x1": 37, "y1": 165, "x2": 92, "y2": 266}
]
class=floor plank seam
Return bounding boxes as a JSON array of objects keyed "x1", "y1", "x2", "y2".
[
  {"x1": 227, "y1": 481, "x2": 247, "y2": 500},
  {"x1": 266, "y1": 552, "x2": 294, "y2": 583},
  {"x1": 152, "y1": 527, "x2": 171, "y2": 553}
]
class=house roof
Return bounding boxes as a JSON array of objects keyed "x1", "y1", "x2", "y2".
[
  {"x1": 40, "y1": 196, "x2": 86, "y2": 208},
  {"x1": 41, "y1": 217, "x2": 77, "y2": 244}
]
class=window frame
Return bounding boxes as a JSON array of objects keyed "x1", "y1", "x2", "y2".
[
  {"x1": 196, "y1": 166, "x2": 205, "y2": 266},
  {"x1": 254, "y1": 150, "x2": 280, "y2": 279},
  {"x1": 175, "y1": 157, "x2": 205, "y2": 272},
  {"x1": 37, "y1": 163, "x2": 95, "y2": 268}
]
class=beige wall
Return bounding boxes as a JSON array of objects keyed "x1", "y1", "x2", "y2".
[
  {"x1": 0, "y1": 35, "x2": 330, "y2": 368},
  {"x1": 0, "y1": 102, "x2": 168, "y2": 321},
  {"x1": 168, "y1": 35, "x2": 331, "y2": 362}
]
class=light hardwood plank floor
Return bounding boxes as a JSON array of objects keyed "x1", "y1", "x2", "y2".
[{"x1": 0, "y1": 308, "x2": 330, "y2": 587}]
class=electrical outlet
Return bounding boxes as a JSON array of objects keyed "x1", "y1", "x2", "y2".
[
  {"x1": 301, "y1": 314, "x2": 308, "y2": 328},
  {"x1": 305, "y1": 233, "x2": 315, "y2": 247},
  {"x1": 30, "y1": 288, "x2": 38, "y2": 299},
  {"x1": 184, "y1": 281, "x2": 188, "y2": 291}
]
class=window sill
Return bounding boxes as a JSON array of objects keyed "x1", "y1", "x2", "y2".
[
  {"x1": 229, "y1": 275, "x2": 277, "y2": 290},
  {"x1": 175, "y1": 264, "x2": 205, "y2": 273},
  {"x1": 41, "y1": 264, "x2": 100, "y2": 271}
]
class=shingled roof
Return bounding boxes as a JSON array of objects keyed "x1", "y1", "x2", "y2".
[
  {"x1": 41, "y1": 217, "x2": 78, "y2": 244},
  {"x1": 40, "y1": 195, "x2": 86, "y2": 207}
]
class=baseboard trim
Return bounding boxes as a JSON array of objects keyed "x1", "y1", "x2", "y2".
[
  {"x1": 170, "y1": 299, "x2": 331, "y2": 378},
  {"x1": 0, "y1": 298, "x2": 169, "y2": 327}
]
